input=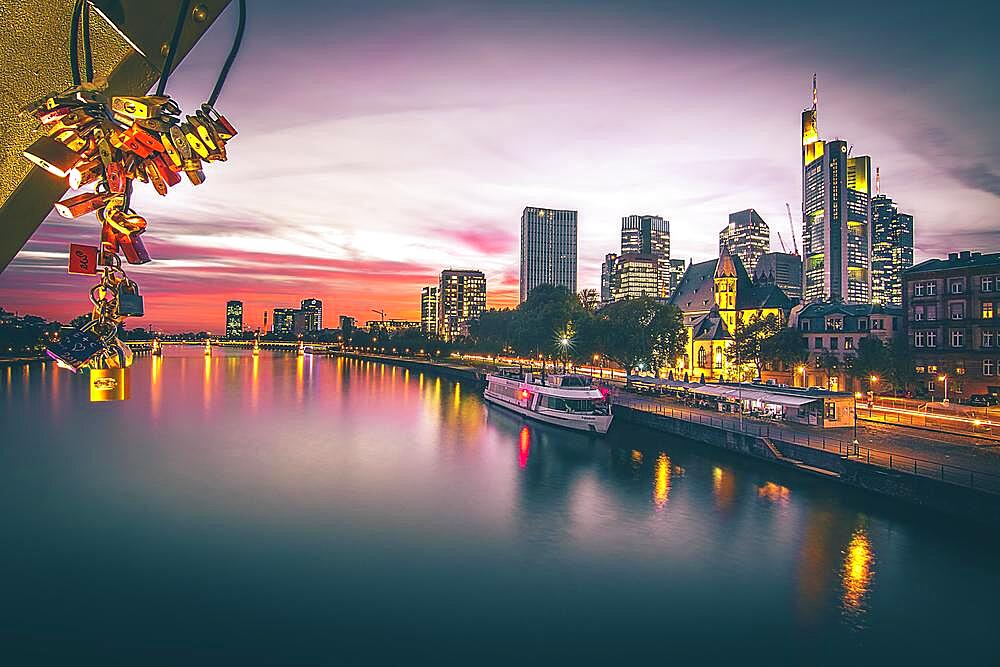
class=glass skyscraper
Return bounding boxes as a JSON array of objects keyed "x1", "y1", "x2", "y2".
[
  {"x1": 719, "y1": 209, "x2": 769, "y2": 274},
  {"x1": 801, "y1": 76, "x2": 872, "y2": 303},
  {"x1": 871, "y1": 192, "x2": 914, "y2": 307},
  {"x1": 420, "y1": 286, "x2": 438, "y2": 336},
  {"x1": 519, "y1": 207, "x2": 577, "y2": 302},
  {"x1": 621, "y1": 214, "x2": 671, "y2": 298},
  {"x1": 300, "y1": 298, "x2": 323, "y2": 332},
  {"x1": 438, "y1": 269, "x2": 486, "y2": 341},
  {"x1": 225, "y1": 300, "x2": 243, "y2": 338}
]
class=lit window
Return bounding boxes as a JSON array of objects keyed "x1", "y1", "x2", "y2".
[{"x1": 984, "y1": 303, "x2": 995, "y2": 319}]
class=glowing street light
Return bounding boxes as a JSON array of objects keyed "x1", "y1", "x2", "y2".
[
  {"x1": 938, "y1": 374, "x2": 949, "y2": 403},
  {"x1": 796, "y1": 364, "x2": 806, "y2": 388}
]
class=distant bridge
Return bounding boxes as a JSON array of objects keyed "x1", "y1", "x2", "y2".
[{"x1": 128, "y1": 340, "x2": 343, "y2": 353}]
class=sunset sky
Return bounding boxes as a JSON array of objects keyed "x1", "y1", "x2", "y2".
[{"x1": 2, "y1": 0, "x2": 999, "y2": 332}]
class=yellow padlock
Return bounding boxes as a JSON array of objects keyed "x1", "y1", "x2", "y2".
[{"x1": 89, "y1": 367, "x2": 130, "y2": 402}]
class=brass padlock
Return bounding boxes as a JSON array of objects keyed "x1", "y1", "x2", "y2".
[
  {"x1": 110, "y1": 95, "x2": 170, "y2": 120},
  {"x1": 54, "y1": 191, "x2": 112, "y2": 218},
  {"x1": 181, "y1": 122, "x2": 209, "y2": 159},
  {"x1": 182, "y1": 158, "x2": 206, "y2": 185},
  {"x1": 68, "y1": 158, "x2": 103, "y2": 189},
  {"x1": 89, "y1": 367, "x2": 130, "y2": 402},
  {"x1": 23, "y1": 136, "x2": 80, "y2": 177}
]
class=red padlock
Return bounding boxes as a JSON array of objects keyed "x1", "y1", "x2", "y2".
[
  {"x1": 68, "y1": 243, "x2": 99, "y2": 275},
  {"x1": 106, "y1": 161, "x2": 126, "y2": 193}
]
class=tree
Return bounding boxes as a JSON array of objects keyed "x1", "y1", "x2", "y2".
[
  {"x1": 847, "y1": 336, "x2": 890, "y2": 387},
  {"x1": 816, "y1": 351, "x2": 842, "y2": 390},
  {"x1": 725, "y1": 313, "x2": 782, "y2": 380},
  {"x1": 647, "y1": 302, "x2": 686, "y2": 378},
  {"x1": 886, "y1": 336, "x2": 915, "y2": 395},
  {"x1": 512, "y1": 284, "x2": 588, "y2": 358},
  {"x1": 471, "y1": 308, "x2": 517, "y2": 357},
  {"x1": 593, "y1": 297, "x2": 657, "y2": 388},
  {"x1": 578, "y1": 289, "x2": 600, "y2": 313},
  {"x1": 760, "y1": 327, "x2": 808, "y2": 370}
]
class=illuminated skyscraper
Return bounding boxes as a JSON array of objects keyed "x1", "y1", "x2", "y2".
[
  {"x1": 421, "y1": 286, "x2": 438, "y2": 335},
  {"x1": 621, "y1": 215, "x2": 671, "y2": 297},
  {"x1": 610, "y1": 253, "x2": 659, "y2": 301},
  {"x1": 600, "y1": 253, "x2": 618, "y2": 304},
  {"x1": 801, "y1": 76, "x2": 872, "y2": 303},
  {"x1": 719, "y1": 209, "x2": 769, "y2": 274},
  {"x1": 225, "y1": 300, "x2": 243, "y2": 338},
  {"x1": 272, "y1": 308, "x2": 296, "y2": 337},
  {"x1": 438, "y1": 269, "x2": 486, "y2": 341},
  {"x1": 870, "y1": 173, "x2": 914, "y2": 307},
  {"x1": 520, "y1": 207, "x2": 577, "y2": 302},
  {"x1": 300, "y1": 298, "x2": 323, "y2": 332}
]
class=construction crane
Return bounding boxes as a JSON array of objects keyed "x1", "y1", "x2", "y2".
[
  {"x1": 776, "y1": 231, "x2": 788, "y2": 253},
  {"x1": 371, "y1": 309, "x2": 386, "y2": 322},
  {"x1": 785, "y1": 203, "x2": 799, "y2": 255}
]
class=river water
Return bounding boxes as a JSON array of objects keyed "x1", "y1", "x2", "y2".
[{"x1": 1, "y1": 349, "x2": 997, "y2": 664}]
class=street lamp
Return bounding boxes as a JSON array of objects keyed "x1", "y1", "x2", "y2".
[
  {"x1": 868, "y1": 375, "x2": 879, "y2": 407},
  {"x1": 593, "y1": 353, "x2": 601, "y2": 380},
  {"x1": 853, "y1": 391, "x2": 862, "y2": 455},
  {"x1": 796, "y1": 364, "x2": 806, "y2": 388},
  {"x1": 938, "y1": 374, "x2": 949, "y2": 403}
]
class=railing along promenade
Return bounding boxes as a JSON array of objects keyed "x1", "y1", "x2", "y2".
[{"x1": 613, "y1": 392, "x2": 1000, "y2": 495}]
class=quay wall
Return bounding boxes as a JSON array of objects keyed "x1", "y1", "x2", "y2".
[
  {"x1": 615, "y1": 405, "x2": 1000, "y2": 522},
  {"x1": 332, "y1": 353, "x2": 1000, "y2": 522}
]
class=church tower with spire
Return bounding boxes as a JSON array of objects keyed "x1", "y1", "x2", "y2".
[{"x1": 714, "y1": 245, "x2": 738, "y2": 331}]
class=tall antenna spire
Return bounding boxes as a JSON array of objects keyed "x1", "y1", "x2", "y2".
[
  {"x1": 875, "y1": 167, "x2": 881, "y2": 196},
  {"x1": 811, "y1": 73, "x2": 817, "y2": 112}
]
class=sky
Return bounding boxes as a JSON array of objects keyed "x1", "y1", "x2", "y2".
[{"x1": 2, "y1": 0, "x2": 999, "y2": 332}]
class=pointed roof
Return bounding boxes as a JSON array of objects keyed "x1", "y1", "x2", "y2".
[
  {"x1": 715, "y1": 245, "x2": 738, "y2": 278},
  {"x1": 691, "y1": 308, "x2": 732, "y2": 341}
]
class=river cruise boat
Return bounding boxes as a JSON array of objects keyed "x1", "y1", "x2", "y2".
[{"x1": 484, "y1": 367, "x2": 613, "y2": 434}]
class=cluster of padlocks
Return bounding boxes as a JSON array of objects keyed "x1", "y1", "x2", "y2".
[{"x1": 23, "y1": 84, "x2": 237, "y2": 401}]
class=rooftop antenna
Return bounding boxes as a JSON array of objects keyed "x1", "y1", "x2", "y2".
[
  {"x1": 876, "y1": 166, "x2": 881, "y2": 196},
  {"x1": 811, "y1": 73, "x2": 818, "y2": 129},
  {"x1": 785, "y1": 203, "x2": 799, "y2": 255}
]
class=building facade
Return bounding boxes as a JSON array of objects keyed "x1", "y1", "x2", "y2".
[
  {"x1": 300, "y1": 298, "x2": 323, "y2": 332},
  {"x1": 520, "y1": 207, "x2": 577, "y2": 302},
  {"x1": 719, "y1": 208, "x2": 769, "y2": 274},
  {"x1": 621, "y1": 215, "x2": 671, "y2": 297},
  {"x1": 272, "y1": 308, "x2": 296, "y2": 337},
  {"x1": 669, "y1": 258, "x2": 687, "y2": 296},
  {"x1": 666, "y1": 247, "x2": 795, "y2": 382},
  {"x1": 420, "y1": 286, "x2": 438, "y2": 336},
  {"x1": 754, "y1": 252, "x2": 803, "y2": 302},
  {"x1": 600, "y1": 253, "x2": 618, "y2": 304},
  {"x1": 438, "y1": 269, "x2": 487, "y2": 341},
  {"x1": 904, "y1": 251, "x2": 1000, "y2": 400},
  {"x1": 609, "y1": 253, "x2": 659, "y2": 301},
  {"x1": 225, "y1": 300, "x2": 243, "y2": 338},
  {"x1": 789, "y1": 302, "x2": 902, "y2": 392},
  {"x1": 801, "y1": 77, "x2": 872, "y2": 303},
  {"x1": 366, "y1": 320, "x2": 421, "y2": 335},
  {"x1": 870, "y1": 193, "x2": 914, "y2": 307}
]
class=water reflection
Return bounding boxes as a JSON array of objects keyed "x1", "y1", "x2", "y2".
[
  {"x1": 842, "y1": 527, "x2": 875, "y2": 613},
  {"x1": 0, "y1": 351, "x2": 997, "y2": 662},
  {"x1": 653, "y1": 453, "x2": 671, "y2": 509}
]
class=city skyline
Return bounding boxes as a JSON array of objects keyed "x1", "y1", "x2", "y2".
[{"x1": 2, "y1": 0, "x2": 999, "y2": 331}]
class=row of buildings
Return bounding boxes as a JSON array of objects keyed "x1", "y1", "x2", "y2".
[{"x1": 224, "y1": 298, "x2": 324, "y2": 338}]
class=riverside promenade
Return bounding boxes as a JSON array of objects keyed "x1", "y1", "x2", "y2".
[{"x1": 334, "y1": 351, "x2": 1000, "y2": 517}]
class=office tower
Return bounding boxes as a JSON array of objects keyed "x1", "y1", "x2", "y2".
[
  {"x1": 438, "y1": 269, "x2": 487, "y2": 341},
  {"x1": 621, "y1": 214, "x2": 671, "y2": 297},
  {"x1": 300, "y1": 298, "x2": 323, "y2": 332},
  {"x1": 421, "y1": 286, "x2": 439, "y2": 336},
  {"x1": 719, "y1": 209, "x2": 769, "y2": 274},
  {"x1": 600, "y1": 253, "x2": 618, "y2": 304},
  {"x1": 272, "y1": 308, "x2": 296, "y2": 336},
  {"x1": 754, "y1": 252, "x2": 804, "y2": 300},
  {"x1": 520, "y1": 206, "x2": 577, "y2": 302},
  {"x1": 669, "y1": 258, "x2": 687, "y2": 296},
  {"x1": 610, "y1": 253, "x2": 659, "y2": 301},
  {"x1": 225, "y1": 300, "x2": 243, "y2": 338},
  {"x1": 870, "y1": 181, "x2": 914, "y2": 307},
  {"x1": 801, "y1": 76, "x2": 872, "y2": 303}
]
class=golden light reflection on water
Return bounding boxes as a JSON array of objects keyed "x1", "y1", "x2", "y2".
[
  {"x1": 453, "y1": 382, "x2": 461, "y2": 413},
  {"x1": 203, "y1": 354, "x2": 212, "y2": 412},
  {"x1": 841, "y1": 528, "x2": 875, "y2": 611},
  {"x1": 757, "y1": 482, "x2": 791, "y2": 504},
  {"x1": 295, "y1": 354, "x2": 304, "y2": 402},
  {"x1": 250, "y1": 354, "x2": 259, "y2": 411},
  {"x1": 151, "y1": 355, "x2": 162, "y2": 420},
  {"x1": 653, "y1": 453, "x2": 671, "y2": 510},
  {"x1": 433, "y1": 377, "x2": 442, "y2": 410},
  {"x1": 712, "y1": 466, "x2": 735, "y2": 511},
  {"x1": 519, "y1": 426, "x2": 531, "y2": 469}
]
